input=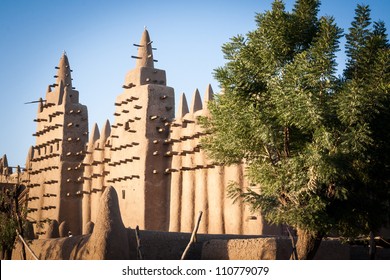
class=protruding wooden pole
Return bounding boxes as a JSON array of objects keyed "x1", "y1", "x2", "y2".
[{"x1": 181, "y1": 211, "x2": 203, "y2": 260}]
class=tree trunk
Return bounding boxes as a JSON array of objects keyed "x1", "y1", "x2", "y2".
[
  {"x1": 1, "y1": 248, "x2": 12, "y2": 260},
  {"x1": 295, "y1": 228, "x2": 323, "y2": 260}
]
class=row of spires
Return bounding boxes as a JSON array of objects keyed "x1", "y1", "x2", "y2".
[
  {"x1": 177, "y1": 84, "x2": 214, "y2": 118},
  {"x1": 43, "y1": 28, "x2": 217, "y2": 115}
]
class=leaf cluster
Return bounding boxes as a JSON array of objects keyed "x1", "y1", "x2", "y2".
[{"x1": 0, "y1": 185, "x2": 29, "y2": 255}]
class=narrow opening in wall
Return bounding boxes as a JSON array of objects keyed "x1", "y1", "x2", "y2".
[{"x1": 122, "y1": 190, "x2": 125, "y2": 199}]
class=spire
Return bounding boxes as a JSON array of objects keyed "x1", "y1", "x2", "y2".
[
  {"x1": 88, "y1": 123, "x2": 100, "y2": 152},
  {"x1": 89, "y1": 123, "x2": 100, "y2": 144},
  {"x1": 135, "y1": 29, "x2": 155, "y2": 68},
  {"x1": 100, "y1": 119, "x2": 111, "y2": 143},
  {"x1": 177, "y1": 93, "x2": 189, "y2": 118},
  {"x1": 25, "y1": 146, "x2": 34, "y2": 170},
  {"x1": 55, "y1": 52, "x2": 73, "y2": 89},
  {"x1": 203, "y1": 84, "x2": 214, "y2": 108},
  {"x1": 27, "y1": 146, "x2": 34, "y2": 161},
  {"x1": 202, "y1": 84, "x2": 214, "y2": 115},
  {"x1": 190, "y1": 88, "x2": 202, "y2": 114}
]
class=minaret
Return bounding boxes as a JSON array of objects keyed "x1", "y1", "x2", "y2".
[
  {"x1": 27, "y1": 53, "x2": 88, "y2": 237},
  {"x1": 106, "y1": 29, "x2": 174, "y2": 230},
  {"x1": 135, "y1": 29, "x2": 155, "y2": 68}
]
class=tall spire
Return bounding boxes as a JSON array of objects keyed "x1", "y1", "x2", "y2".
[
  {"x1": 89, "y1": 123, "x2": 101, "y2": 144},
  {"x1": 55, "y1": 52, "x2": 73, "y2": 89},
  {"x1": 135, "y1": 29, "x2": 155, "y2": 68},
  {"x1": 177, "y1": 93, "x2": 189, "y2": 118},
  {"x1": 202, "y1": 84, "x2": 214, "y2": 115},
  {"x1": 100, "y1": 119, "x2": 111, "y2": 143},
  {"x1": 25, "y1": 146, "x2": 34, "y2": 168},
  {"x1": 190, "y1": 88, "x2": 202, "y2": 113}
]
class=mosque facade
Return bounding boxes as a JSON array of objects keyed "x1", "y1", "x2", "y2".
[{"x1": 1, "y1": 30, "x2": 283, "y2": 238}]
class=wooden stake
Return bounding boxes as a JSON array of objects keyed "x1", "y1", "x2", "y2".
[
  {"x1": 16, "y1": 230, "x2": 39, "y2": 260},
  {"x1": 181, "y1": 211, "x2": 203, "y2": 260},
  {"x1": 287, "y1": 227, "x2": 298, "y2": 260}
]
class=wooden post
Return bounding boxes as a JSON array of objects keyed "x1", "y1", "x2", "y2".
[
  {"x1": 16, "y1": 230, "x2": 39, "y2": 260},
  {"x1": 287, "y1": 227, "x2": 298, "y2": 260},
  {"x1": 181, "y1": 211, "x2": 203, "y2": 260}
]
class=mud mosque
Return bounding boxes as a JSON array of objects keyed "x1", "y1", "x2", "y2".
[{"x1": 1, "y1": 29, "x2": 283, "y2": 240}]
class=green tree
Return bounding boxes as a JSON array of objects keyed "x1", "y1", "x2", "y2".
[
  {"x1": 0, "y1": 190, "x2": 18, "y2": 259},
  {"x1": 335, "y1": 5, "x2": 390, "y2": 240},
  {"x1": 0, "y1": 168, "x2": 29, "y2": 259},
  {"x1": 201, "y1": 0, "x2": 389, "y2": 259},
  {"x1": 0, "y1": 185, "x2": 26, "y2": 259}
]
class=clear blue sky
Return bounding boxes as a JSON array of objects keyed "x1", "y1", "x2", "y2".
[{"x1": 0, "y1": 0, "x2": 389, "y2": 167}]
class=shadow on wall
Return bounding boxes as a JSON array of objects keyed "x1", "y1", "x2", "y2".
[{"x1": 11, "y1": 186, "x2": 389, "y2": 260}]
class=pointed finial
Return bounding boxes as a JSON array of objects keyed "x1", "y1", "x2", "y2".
[
  {"x1": 190, "y1": 88, "x2": 202, "y2": 113},
  {"x1": 89, "y1": 123, "x2": 100, "y2": 144},
  {"x1": 177, "y1": 93, "x2": 189, "y2": 118},
  {"x1": 25, "y1": 146, "x2": 34, "y2": 167},
  {"x1": 203, "y1": 84, "x2": 214, "y2": 105},
  {"x1": 55, "y1": 53, "x2": 72, "y2": 90},
  {"x1": 202, "y1": 84, "x2": 214, "y2": 115},
  {"x1": 135, "y1": 29, "x2": 154, "y2": 68},
  {"x1": 100, "y1": 119, "x2": 111, "y2": 143}
]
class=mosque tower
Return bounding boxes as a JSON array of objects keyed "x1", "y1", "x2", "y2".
[
  {"x1": 27, "y1": 53, "x2": 88, "y2": 237},
  {"x1": 104, "y1": 29, "x2": 175, "y2": 230}
]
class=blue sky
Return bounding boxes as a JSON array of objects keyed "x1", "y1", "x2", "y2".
[{"x1": 0, "y1": 0, "x2": 389, "y2": 167}]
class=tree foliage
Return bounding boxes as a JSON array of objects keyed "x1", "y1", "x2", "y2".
[
  {"x1": 201, "y1": 0, "x2": 390, "y2": 250},
  {"x1": 0, "y1": 180, "x2": 29, "y2": 259},
  {"x1": 0, "y1": 188, "x2": 19, "y2": 259}
]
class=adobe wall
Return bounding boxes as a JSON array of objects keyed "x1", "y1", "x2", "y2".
[
  {"x1": 82, "y1": 30, "x2": 175, "y2": 232},
  {"x1": 81, "y1": 120, "x2": 111, "y2": 233},
  {"x1": 75, "y1": 30, "x2": 283, "y2": 236},
  {"x1": 10, "y1": 173, "x2": 390, "y2": 260},
  {"x1": 107, "y1": 83, "x2": 174, "y2": 231},
  {"x1": 167, "y1": 87, "x2": 283, "y2": 236}
]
